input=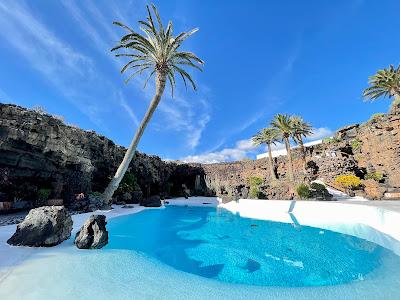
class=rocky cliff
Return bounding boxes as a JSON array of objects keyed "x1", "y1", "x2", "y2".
[
  {"x1": 0, "y1": 104, "x2": 208, "y2": 209},
  {"x1": 1, "y1": 103, "x2": 399, "y2": 210},
  {"x1": 200, "y1": 113, "x2": 400, "y2": 200}
]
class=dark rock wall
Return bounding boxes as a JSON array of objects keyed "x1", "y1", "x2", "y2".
[
  {"x1": 1, "y1": 103, "x2": 399, "y2": 205},
  {"x1": 0, "y1": 104, "x2": 207, "y2": 205}
]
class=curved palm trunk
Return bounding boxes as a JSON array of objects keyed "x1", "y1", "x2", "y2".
[
  {"x1": 101, "y1": 72, "x2": 167, "y2": 206},
  {"x1": 267, "y1": 143, "x2": 277, "y2": 180},
  {"x1": 284, "y1": 137, "x2": 294, "y2": 181}
]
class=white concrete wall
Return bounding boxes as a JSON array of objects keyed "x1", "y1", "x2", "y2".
[{"x1": 221, "y1": 199, "x2": 400, "y2": 255}]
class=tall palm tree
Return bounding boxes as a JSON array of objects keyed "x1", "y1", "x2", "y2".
[
  {"x1": 101, "y1": 4, "x2": 204, "y2": 206},
  {"x1": 252, "y1": 128, "x2": 281, "y2": 180},
  {"x1": 363, "y1": 64, "x2": 400, "y2": 114},
  {"x1": 271, "y1": 114, "x2": 294, "y2": 181},
  {"x1": 291, "y1": 116, "x2": 313, "y2": 171}
]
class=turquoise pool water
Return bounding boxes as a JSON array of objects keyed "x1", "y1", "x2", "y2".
[
  {"x1": 105, "y1": 206, "x2": 397, "y2": 287},
  {"x1": 1, "y1": 205, "x2": 400, "y2": 299}
]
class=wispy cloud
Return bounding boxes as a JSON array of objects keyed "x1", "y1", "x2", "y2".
[
  {"x1": 0, "y1": 1, "x2": 113, "y2": 128},
  {"x1": 119, "y1": 92, "x2": 140, "y2": 127},
  {"x1": 182, "y1": 126, "x2": 332, "y2": 164},
  {"x1": 307, "y1": 127, "x2": 333, "y2": 140},
  {"x1": 181, "y1": 138, "x2": 258, "y2": 163},
  {"x1": 0, "y1": 87, "x2": 12, "y2": 103},
  {"x1": 62, "y1": 0, "x2": 212, "y2": 150}
]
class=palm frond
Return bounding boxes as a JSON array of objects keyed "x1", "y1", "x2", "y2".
[{"x1": 111, "y1": 3, "x2": 203, "y2": 97}]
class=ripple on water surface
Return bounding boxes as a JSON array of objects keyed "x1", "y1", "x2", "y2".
[{"x1": 105, "y1": 206, "x2": 400, "y2": 287}]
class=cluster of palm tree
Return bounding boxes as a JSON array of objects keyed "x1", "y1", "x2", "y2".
[
  {"x1": 363, "y1": 64, "x2": 400, "y2": 114},
  {"x1": 252, "y1": 114, "x2": 313, "y2": 182}
]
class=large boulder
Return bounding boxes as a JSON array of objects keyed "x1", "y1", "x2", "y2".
[
  {"x1": 74, "y1": 215, "x2": 108, "y2": 249},
  {"x1": 141, "y1": 195, "x2": 162, "y2": 207},
  {"x1": 7, "y1": 206, "x2": 73, "y2": 247}
]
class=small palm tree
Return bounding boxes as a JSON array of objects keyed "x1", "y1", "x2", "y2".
[
  {"x1": 271, "y1": 114, "x2": 294, "y2": 181},
  {"x1": 291, "y1": 116, "x2": 313, "y2": 171},
  {"x1": 252, "y1": 128, "x2": 281, "y2": 180},
  {"x1": 101, "y1": 4, "x2": 204, "y2": 206},
  {"x1": 363, "y1": 64, "x2": 400, "y2": 114}
]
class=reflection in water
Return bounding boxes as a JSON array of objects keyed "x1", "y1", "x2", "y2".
[{"x1": 106, "y1": 206, "x2": 400, "y2": 287}]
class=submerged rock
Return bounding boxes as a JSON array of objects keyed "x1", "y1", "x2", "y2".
[
  {"x1": 7, "y1": 206, "x2": 73, "y2": 247},
  {"x1": 74, "y1": 215, "x2": 108, "y2": 249},
  {"x1": 141, "y1": 195, "x2": 162, "y2": 207}
]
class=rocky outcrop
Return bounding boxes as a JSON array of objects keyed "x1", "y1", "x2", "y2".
[
  {"x1": 141, "y1": 195, "x2": 162, "y2": 207},
  {"x1": 1, "y1": 103, "x2": 399, "y2": 203},
  {"x1": 0, "y1": 104, "x2": 208, "y2": 210},
  {"x1": 74, "y1": 215, "x2": 108, "y2": 249},
  {"x1": 7, "y1": 206, "x2": 72, "y2": 247}
]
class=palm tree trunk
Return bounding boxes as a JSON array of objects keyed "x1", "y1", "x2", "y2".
[
  {"x1": 284, "y1": 137, "x2": 294, "y2": 181},
  {"x1": 101, "y1": 72, "x2": 167, "y2": 207},
  {"x1": 267, "y1": 143, "x2": 276, "y2": 180}
]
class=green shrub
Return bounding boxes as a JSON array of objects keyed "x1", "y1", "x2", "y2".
[
  {"x1": 369, "y1": 113, "x2": 385, "y2": 122},
  {"x1": 335, "y1": 174, "x2": 362, "y2": 190},
  {"x1": 37, "y1": 188, "x2": 51, "y2": 200},
  {"x1": 89, "y1": 191, "x2": 102, "y2": 197},
  {"x1": 296, "y1": 184, "x2": 310, "y2": 199},
  {"x1": 116, "y1": 173, "x2": 140, "y2": 194},
  {"x1": 248, "y1": 176, "x2": 263, "y2": 187},
  {"x1": 249, "y1": 187, "x2": 265, "y2": 199},
  {"x1": 322, "y1": 136, "x2": 342, "y2": 144},
  {"x1": 365, "y1": 172, "x2": 383, "y2": 182},
  {"x1": 350, "y1": 138, "x2": 362, "y2": 151},
  {"x1": 310, "y1": 182, "x2": 326, "y2": 192}
]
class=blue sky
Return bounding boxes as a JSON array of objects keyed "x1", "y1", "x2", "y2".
[{"x1": 1, "y1": 0, "x2": 399, "y2": 163}]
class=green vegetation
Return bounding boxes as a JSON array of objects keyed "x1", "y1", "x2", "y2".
[
  {"x1": 248, "y1": 176, "x2": 264, "y2": 199},
  {"x1": 365, "y1": 172, "x2": 383, "y2": 182},
  {"x1": 322, "y1": 136, "x2": 342, "y2": 144},
  {"x1": 296, "y1": 184, "x2": 310, "y2": 199},
  {"x1": 248, "y1": 176, "x2": 263, "y2": 187},
  {"x1": 36, "y1": 188, "x2": 51, "y2": 206},
  {"x1": 369, "y1": 113, "x2": 385, "y2": 122},
  {"x1": 102, "y1": 4, "x2": 203, "y2": 204},
  {"x1": 350, "y1": 138, "x2": 362, "y2": 151},
  {"x1": 251, "y1": 114, "x2": 313, "y2": 183},
  {"x1": 271, "y1": 114, "x2": 295, "y2": 181},
  {"x1": 89, "y1": 191, "x2": 102, "y2": 197},
  {"x1": 37, "y1": 188, "x2": 51, "y2": 200},
  {"x1": 335, "y1": 174, "x2": 362, "y2": 190},
  {"x1": 363, "y1": 64, "x2": 400, "y2": 114},
  {"x1": 252, "y1": 128, "x2": 280, "y2": 179},
  {"x1": 116, "y1": 173, "x2": 140, "y2": 194},
  {"x1": 291, "y1": 116, "x2": 313, "y2": 170},
  {"x1": 310, "y1": 182, "x2": 326, "y2": 192}
]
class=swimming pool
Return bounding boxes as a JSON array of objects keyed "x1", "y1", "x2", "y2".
[{"x1": 1, "y1": 203, "x2": 400, "y2": 299}]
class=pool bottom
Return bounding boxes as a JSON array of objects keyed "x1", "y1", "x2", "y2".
[
  {"x1": 1, "y1": 205, "x2": 400, "y2": 299},
  {"x1": 0, "y1": 246, "x2": 400, "y2": 300},
  {"x1": 105, "y1": 206, "x2": 400, "y2": 287}
]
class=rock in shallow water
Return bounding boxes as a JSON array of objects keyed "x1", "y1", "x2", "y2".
[
  {"x1": 7, "y1": 206, "x2": 73, "y2": 247},
  {"x1": 74, "y1": 215, "x2": 108, "y2": 249}
]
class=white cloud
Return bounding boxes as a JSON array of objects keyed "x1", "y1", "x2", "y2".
[
  {"x1": 181, "y1": 138, "x2": 258, "y2": 164},
  {"x1": 62, "y1": 1, "x2": 211, "y2": 150},
  {"x1": 182, "y1": 126, "x2": 333, "y2": 164},
  {"x1": 307, "y1": 127, "x2": 333, "y2": 140},
  {"x1": 119, "y1": 92, "x2": 140, "y2": 127},
  {"x1": 0, "y1": 88, "x2": 12, "y2": 103}
]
